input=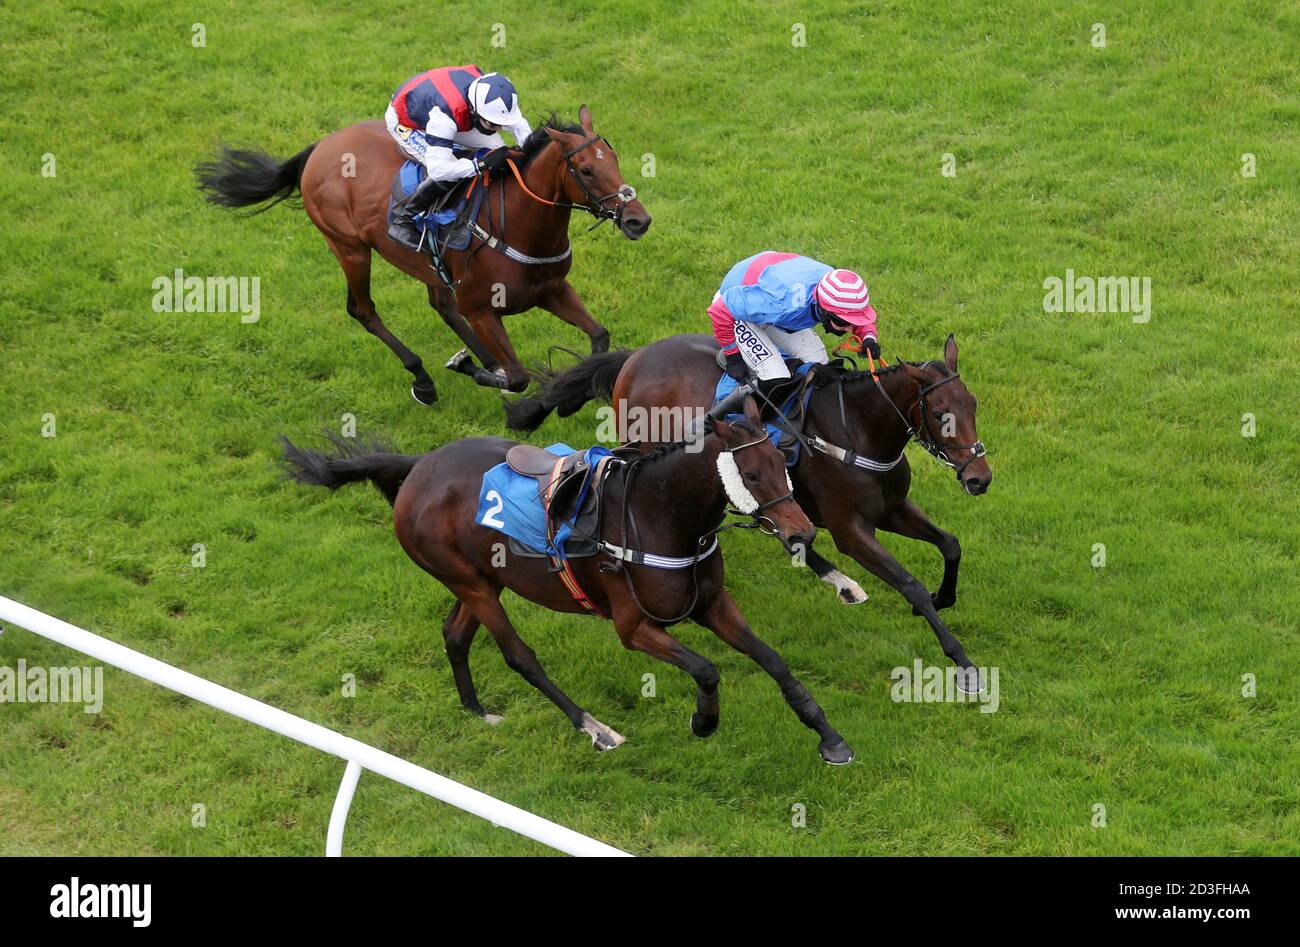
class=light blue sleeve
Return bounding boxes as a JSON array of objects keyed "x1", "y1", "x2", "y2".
[{"x1": 722, "y1": 284, "x2": 783, "y2": 326}]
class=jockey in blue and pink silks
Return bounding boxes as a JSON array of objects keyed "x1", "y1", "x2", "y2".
[
  {"x1": 385, "y1": 65, "x2": 533, "y2": 249},
  {"x1": 710, "y1": 251, "x2": 881, "y2": 397}
]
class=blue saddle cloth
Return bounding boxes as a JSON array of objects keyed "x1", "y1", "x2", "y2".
[
  {"x1": 390, "y1": 156, "x2": 487, "y2": 251},
  {"x1": 475, "y1": 444, "x2": 614, "y2": 558},
  {"x1": 714, "y1": 361, "x2": 815, "y2": 466}
]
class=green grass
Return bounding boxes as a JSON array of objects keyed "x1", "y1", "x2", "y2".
[{"x1": 2, "y1": 0, "x2": 1298, "y2": 855}]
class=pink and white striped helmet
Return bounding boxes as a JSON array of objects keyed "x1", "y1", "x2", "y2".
[{"x1": 815, "y1": 268, "x2": 877, "y2": 334}]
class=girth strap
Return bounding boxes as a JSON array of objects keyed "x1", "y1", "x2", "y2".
[
  {"x1": 544, "y1": 455, "x2": 611, "y2": 616},
  {"x1": 806, "y1": 435, "x2": 905, "y2": 473},
  {"x1": 598, "y1": 536, "x2": 720, "y2": 569},
  {"x1": 468, "y1": 221, "x2": 572, "y2": 265}
]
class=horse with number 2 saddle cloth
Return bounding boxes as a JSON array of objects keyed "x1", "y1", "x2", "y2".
[{"x1": 476, "y1": 443, "x2": 618, "y2": 610}]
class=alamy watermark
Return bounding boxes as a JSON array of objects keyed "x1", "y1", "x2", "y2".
[
  {"x1": 891, "y1": 659, "x2": 1000, "y2": 713},
  {"x1": 1043, "y1": 269, "x2": 1151, "y2": 323},
  {"x1": 595, "y1": 400, "x2": 707, "y2": 450},
  {"x1": 152, "y1": 268, "x2": 260, "y2": 323},
  {"x1": 1, "y1": 659, "x2": 104, "y2": 712}
]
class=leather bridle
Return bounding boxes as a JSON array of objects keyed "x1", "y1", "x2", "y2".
[
  {"x1": 872, "y1": 363, "x2": 988, "y2": 480},
  {"x1": 561, "y1": 134, "x2": 638, "y2": 226},
  {"x1": 503, "y1": 135, "x2": 638, "y2": 226}
]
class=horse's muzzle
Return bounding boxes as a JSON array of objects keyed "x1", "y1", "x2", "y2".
[
  {"x1": 619, "y1": 212, "x2": 651, "y2": 240},
  {"x1": 961, "y1": 471, "x2": 991, "y2": 496},
  {"x1": 782, "y1": 529, "x2": 817, "y2": 558}
]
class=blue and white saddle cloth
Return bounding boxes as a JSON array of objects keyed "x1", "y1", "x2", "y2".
[
  {"x1": 390, "y1": 154, "x2": 488, "y2": 252},
  {"x1": 475, "y1": 443, "x2": 614, "y2": 558}
]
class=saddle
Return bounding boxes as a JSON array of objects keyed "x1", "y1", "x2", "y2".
[
  {"x1": 713, "y1": 350, "x2": 819, "y2": 461},
  {"x1": 388, "y1": 158, "x2": 487, "y2": 283},
  {"x1": 503, "y1": 445, "x2": 612, "y2": 563}
]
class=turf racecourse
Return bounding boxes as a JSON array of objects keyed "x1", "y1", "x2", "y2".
[{"x1": 2, "y1": 1, "x2": 1297, "y2": 856}]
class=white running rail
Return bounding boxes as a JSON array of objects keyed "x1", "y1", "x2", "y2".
[{"x1": 0, "y1": 595, "x2": 629, "y2": 857}]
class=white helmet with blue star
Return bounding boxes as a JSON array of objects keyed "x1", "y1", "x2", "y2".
[{"x1": 468, "y1": 72, "x2": 523, "y2": 127}]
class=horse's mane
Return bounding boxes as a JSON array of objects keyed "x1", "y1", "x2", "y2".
[
  {"x1": 834, "y1": 360, "x2": 949, "y2": 385},
  {"x1": 519, "y1": 113, "x2": 584, "y2": 164},
  {"x1": 625, "y1": 417, "x2": 761, "y2": 465}
]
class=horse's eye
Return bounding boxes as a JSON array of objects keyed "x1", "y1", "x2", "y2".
[
  {"x1": 744, "y1": 472, "x2": 760, "y2": 483},
  {"x1": 581, "y1": 167, "x2": 595, "y2": 177}
]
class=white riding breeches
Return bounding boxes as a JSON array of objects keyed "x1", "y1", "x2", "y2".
[{"x1": 732, "y1": 322, "x2": 829, "y2": 380}]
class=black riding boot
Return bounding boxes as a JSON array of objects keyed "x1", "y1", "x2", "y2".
[
  {"x1": 754, "y1": 376, "x2": 799, "y2": 465},
  {"x1": 388, "y1": 176, "x2": 453, "y2": 251}
]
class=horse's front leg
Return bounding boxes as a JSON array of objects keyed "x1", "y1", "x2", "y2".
[
  {"x1": 695, "y1": 591, "x2": 853, "y2": 764},
  {"x1": 879, "y1": 499, "x2": 962, "y2": 611},
  {"x1": 462, "y1": 309, "x2": 531, "y2": 392},
  {"x1": 426, "y1": 283, "x2": 502, "y2": 373},
  {"x1": 612, "y1": 612, "x2": 721, "y2": 738},
  {"x1": 831, "y1": 519, "x2": 983, "y2": 694},
  {"x1": 539, "y1": 279, "x2": 610, "y2": 354}
]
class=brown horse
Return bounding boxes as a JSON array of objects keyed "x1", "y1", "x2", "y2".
[
  {"x1": 197, "y1": 107, "x2": 650, "y2": 402},
  {"x1": 278, "y1": 391, "x2": 856, "y2": 764},
  {"x1": 506, "y1": 334, "x2": 993, "y2": 692}
]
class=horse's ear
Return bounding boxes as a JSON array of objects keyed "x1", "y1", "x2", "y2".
[
  {"x1": 944, "y1": 333, "x2": 958, "y2": 372},
  {"x1": 579, "y1": 104, "x2": 594, "y2": 132},
  {"x1": 741, "y1": 394, "x2": 762, "y2": 426},
  {"x1": 542, "y1": 125, "x2": 564, "y2": 142}
]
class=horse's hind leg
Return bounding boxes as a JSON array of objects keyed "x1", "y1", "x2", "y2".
[
  {"x1": 613, "y1": 615, "x2": 722, "y2": 739},
  {"x1": 330, "y1": 240, "x2": 439, "y2": 405},
  {"x1": 879, "y1": 499, "x2": 961, "y2": 611},
  {"x1": 465, "y1": 588, "x2": 623, "y2": 750},
  {"x1": 442, "y1": 601, "x2": 500, "y2": 723},
  {"x1": 696, "y1": 591, "x2": 853, "y2": 765},
  {"x1": 539, "y1": 279, "x2": 610, "y2": 354}
]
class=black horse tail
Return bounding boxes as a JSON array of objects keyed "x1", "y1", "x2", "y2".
[
  {"x1": 278, "y1": 434, "x2": 418, "y2": 508},
  {"x1": 504, "y1": 349, "x2": 635, "y2": 432},
  {"x1": 195, "y1": 143, "x2": 317, "y2": 213}
]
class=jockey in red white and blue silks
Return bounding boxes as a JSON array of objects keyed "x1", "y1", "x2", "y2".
[
  {"x1": 710, "y1": 251, "x2": 880, "y2": 386},
  {"x1": 385, "y1": 66, "x2": 533, "y2": 249},
  {"x1": 386, "y1": 65, "x2": 533, "y2": 183}
]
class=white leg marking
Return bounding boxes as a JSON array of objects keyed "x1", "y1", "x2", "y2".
[
  {"x1": 822, "y1": 568, "x2": 868, "y2": 605},
  {"x1": 579, "y1": 712, "x2": 626, "y2": 751}
]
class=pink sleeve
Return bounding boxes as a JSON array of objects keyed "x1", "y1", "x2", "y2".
[
  {"x1": 708, "y1": 295, "x2": 738, "y2": 354},
  {"x1": 854, "y1": 304, "x2": 879, "y2": 342}
]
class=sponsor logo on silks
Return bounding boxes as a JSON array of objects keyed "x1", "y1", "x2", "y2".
[
  {"x1": 735, "y1": 323, "x2": 774, "y2": 363},
  {"x1": 396, "y1": 124, "x2": 414, "y2": 140}
]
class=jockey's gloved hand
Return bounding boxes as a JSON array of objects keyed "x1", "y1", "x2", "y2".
[
  {"x1": 477, "y1": 147, "x2": 513, "y2": 174},
  {"x1": 724, "y1": 351, "x2": 750, "y2": 382},
  {"x1": 861, "y1": 336, "x2": 881, "y2": 359}
]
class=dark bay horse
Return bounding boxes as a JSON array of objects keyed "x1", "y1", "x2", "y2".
[
  {"x1": 278, "y1": 393, "x2": 856, "y2": 764},
  {"x1": 197, "y1": 107, "x2": 650, "y2": 403},
  {"x1": 506, "y1": 334, "x2": 992, "y2": 692}
]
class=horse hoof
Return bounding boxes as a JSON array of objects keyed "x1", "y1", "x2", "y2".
[
  {"x1": 838, "y1": 586, "x2": 868, "y2": 605},
  {"x1": 956, "y1": 666, "x2": 984, "y2": 695},
  {"x1": 410, "y1": 383, "x2": 438, "y2": 406},
  {"x1": 481, "y1": 713, "x2": 504, "y2": 726},
  {"x1": 444, "y1": 349, "x2": 473, "y2": 375},
  {"x1": 580, "y1": 713, "x2": 625, "y2": 751},
  {"x1": 819, "y1": 739, "x2": 855, "y2": 766},
  {"x1": 822, "y1": 569, "x2": 867, "y2": 605},
  {"x1": 690, "y1": 712, "x2": 719, "y2": 738}
]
